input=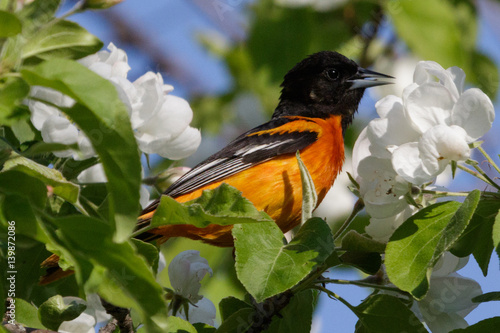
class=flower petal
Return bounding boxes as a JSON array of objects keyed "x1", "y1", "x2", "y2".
[
  {"x1": 77, "y1": 163, "x2": 107, "y2": 183},
  {"x1": 391, "y1": 142, "x2": 434, "y2": 185},
  {"x1": 419, "y1": 125, "x2": 470, "y2": 170},
  {"x1": 365, "y1": 205, "x2": 416, "y2": 242},
  {"x1": 413, "y1": 61, "x2": 461, "y2": 101},
  {"x1": 139, "y1": 126, "x2": 201, "y2": 160},
  {"x1": 451, "y1": 88, "x2": 495, "y2": 141},
  {"x1": 168, "y1": 250, "x2": 212, "y2": 303},
  {"x1": 137, "y1": 95, "x2": 194, "y2": 140},
  {"x1": 404, "y1": 82, "x2": 455, "y2": 134}
]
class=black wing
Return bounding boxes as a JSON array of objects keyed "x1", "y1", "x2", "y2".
[{"x1": 141, "y1": 117, "x2": 318, "y2": 215}]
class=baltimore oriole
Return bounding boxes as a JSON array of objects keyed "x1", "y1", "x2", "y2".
[{"x1": 41, "y1": 51, "x2": 392, "y2": 283}]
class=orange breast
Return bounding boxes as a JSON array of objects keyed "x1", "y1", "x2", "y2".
[{"x1": 147, "y1": 115, "x2": 345, "y2": 246}]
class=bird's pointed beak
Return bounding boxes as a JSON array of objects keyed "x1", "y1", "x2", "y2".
[{"x1": 348, "y1": 67, "x2": 394, "y2": 90}]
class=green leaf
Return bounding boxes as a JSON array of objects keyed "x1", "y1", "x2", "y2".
[
  {"x1": 340, "y1": 251, "x2": 381, "y2": 275},
  {"x1": 17, "y1": 0, "x2": 61, "y2": 37},
  {"x1": 472, "y1": 291, "x2": 500, "y2": 303},
  {"x1": 46, "y1": 215, "x2": 169, "y2": 332},
  {"x1": 0, "y1": 11, "x2": 22, "y2": 37},
  {"x1": 353, "y1": 294, "x2": 427, "y2": 333},
  {"x1": 388, "y1": 0, "x2": 476, "y2": 74},
  {"x1": 264, "y1": 290, "x2": 314, "y2": 333},
  {"x1": 14, "y1": 298, "x2": 46, "y2": 329},
  {"x1": 1, "y1": 194, "x2": 49, "y2": 243},
  {"x1": 21, "y1": 59, "x2": 141, "y2": 241},
  {"x1": 2, "y1": 148, "x2": 80, "y2": 203},
  {"x1": 0, "y1": 77, "x2": 30, "y2": 126},
  {"x1": 22, "y1": 20, "x2": 103, "y2": 60},
  {"x1": 493, "y1": 209, "x2": 500, "y2": 261},
  {"x1": 386, "y1": 191, "x2": 480, "y2": 299},
  {"x1": 233, "y1": 217, "x2": 334, "y2": 302},
  {"x1": 216, "y1": 308, "x2": 255, "y2": 333},
  {"x1": 131, "y1": 239, "x2": 160, "y2": 274},
  {"x1": 37, "y1": 295, "x2": 86, "y2": 331},
  {"x1": 159, "y1": 316, "x2": 196, "y2": 333},
  {"x1": 192, "y1": 323, "x2": 216, "y2": 333},
  {"x1": 0, "y1": 170, "x2": 46, "y2": 209},
  {"x1": 341, "y1": 230, "x2": 386, "y2": 254},
  {"x1": 219, "y1": 296, "x2": 252, "y2": 322},
  {"x1": 468, "y1": 51, "x2": 499, "y2": 99},
  {"x1": 450, "y1": 317, "x2": 500, "y2": 332},
  {"x1": 296, "y1": 151, "x2": 317, "y2": 223},
  {"x1": 450, "y1": 198, "x2": 500, "y2": 276},
  {"x1": 151, "y1": 183, "x2": 273, "y2": 228}
]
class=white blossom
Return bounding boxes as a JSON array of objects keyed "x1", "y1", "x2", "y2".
[
  {"x1": 163, "y1": 250, "x2": 216, "y2": 325},
  {"x1": 168, "y1": 250, "x2": 213, "y2": 304},
  {"x1": 413, "y1": 253, "x2": 482, "y2": 333},
  {"x1": 390, "y1": 61, "x2": 494, "y2": 185},
  {"x1": 28, "y1": 42, "x2": 201, "y2": 163},
  {"x1": 175, "y1": 297, "x2": 216, "y2": 326},
  {"x1": 58, "y1": 295, "x2": 110, "y2": 333},
  {"x1": 352, "y1": 60, "x2": 494, "y2": 242}
]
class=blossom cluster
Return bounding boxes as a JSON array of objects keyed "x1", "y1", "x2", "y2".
[
  {"x1": 352, "y1": 61, "x2": 494, "y2": 242},
  {"x1": 28, "y1": 43, "x2": 201, "y2": 184},
  {"x1": 352, "y1": 61, "x2": 492, "y2": 331}
]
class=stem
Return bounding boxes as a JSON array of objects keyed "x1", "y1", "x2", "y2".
[
  {"x1": 312, "y1": 285, "x2": 356, "y2": 312},
  {"x1": 477, "y1": 146, "x2": 500, "y2": 174},
  {"x1": 321, "y1": 278, "x2": 408, "y2": 294},
  {"x1": 470, "y1": 162, "x2": 500, "y2": 191},
  {"x1": 333, "y1": 198, "x2": 365, "y2": 239},
  {"x1": 421, "y1": 189, "x2": 469, "y2": 197},
  {"x1": 456, "y1": 164, "x2": 491, "y2": 186},
  {"x1": 57, "y1": 0, "x2": 85, "y2": 20}
]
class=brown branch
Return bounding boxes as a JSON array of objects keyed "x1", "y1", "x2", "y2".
[
  {"x1": 98, "y1": 318, "x2": 119, "y2": 333},
  {"x1": 100, "y1": 298, "x2": 134, "y2": 333}
]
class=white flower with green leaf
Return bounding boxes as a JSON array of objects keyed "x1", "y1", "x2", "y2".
[{"x1": 28, "y1": 43, "x2": 201, "y2": 163}]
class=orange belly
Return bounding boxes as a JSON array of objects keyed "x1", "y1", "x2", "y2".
[{"x1": 144, "y1": 115, "x2": 345, "y2": 246}]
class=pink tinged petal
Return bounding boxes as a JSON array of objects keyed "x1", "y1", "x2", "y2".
[
  {"x1": 451, "y1": 88, "x2": 495, "y2": 141},
  {"x1": 77, "y1": 163, "x2": 107, "y2": 183},
  {"x1": 391, "y1": 142, "x2": 434, "y2": 185},
  {"x1": 404, "y1": 83, "x2": 455, "y2": 134}
]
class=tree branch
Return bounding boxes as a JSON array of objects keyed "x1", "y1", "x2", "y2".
[{"x1": 100, "y1": 298, "x2": 134, "y2": 333}]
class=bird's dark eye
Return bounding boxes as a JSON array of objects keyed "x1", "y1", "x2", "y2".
[{"x1": 325, "y1": 68, "x2": 340, "y2": 81}]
